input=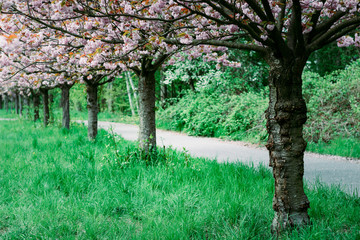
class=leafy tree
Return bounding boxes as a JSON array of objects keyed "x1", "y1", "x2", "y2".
[{"x1": 308, "y1": 41, "x2": 359, "y2": 76}]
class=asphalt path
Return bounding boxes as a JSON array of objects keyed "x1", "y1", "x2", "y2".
[{"x1": 95, "y1": 121, "x2": 360, "y2": 197}]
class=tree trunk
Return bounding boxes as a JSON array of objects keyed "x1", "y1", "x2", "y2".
[
  {"x1": 0, "y1": 95, "x2": 3, "y2": 109},
  {"x1": 49, "y1": 93, "x2": 54, "y2": 123},
  {"x1": 107, "y1": 82, "x2": 113, "y2": 113},
  {"x1": 4, "y1": 94, "x2": 8, "y2": 112},
  {"x1": 19, "y1": 94, "x2": 23, "y2": 116},
  {"x1": 14, "y1": 92, "x2": 19, "y2": 115},
  {"x1": 41, "y1": 89, "x2": 50, "y2": 127},
  {"x1": 86, "y1": 83, "x2": 98, "y2": 139},
  {"x1": 25, "y1": 96, "x2": 31, "y2": 118},
  {"x1": 61, "y1": 84, "x2": 71, "y2": 129},
  {"x1": 160, "y1": 73, "x2": 168, "y2": 108},
  {"x1": 171, "y1": 82, "x2": 176, "y2": 98},
  {"x1": 126, "y1": 73, "x2": 136, "y2": 116},
  {"x1": 33, "y1": 93, "x2": 40, "y2": 121},
  {"x1": 137, "y1": 69, "x2": 156, "y2": 153},
  {"x1": 189, "y1": 79, "x2": 196, "y2": 92},
  {"x1": 265, "y1": 56, "x2": 310, "y2": 233},
  {"x1": 128, "y1": 72, "x2": 139, "y2": 111}
]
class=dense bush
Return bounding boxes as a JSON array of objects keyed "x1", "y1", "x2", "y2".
[
  {"x1": 157, "y1": 90, "x2": 268, "y2": 142},
  {"x1": 303, "y1": 60, "x2": 360, "y2": 143}
]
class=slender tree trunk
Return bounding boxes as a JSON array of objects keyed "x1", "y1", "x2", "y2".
[
  {"x1": 19, "y1": 94, "x2": 23, "y2": 116},
  {"x1": 128, "y1": 72, "x2": 139, "y2": 111},
  {"x1": 33, "y1": 92, "x2": 40, "y2": 122},
  {"x1": 126, "y1": 73, "x2": 136, "y2": 116},
  {"x1": 160, "y1": 72, "x2": 168, "y2": 108},
  {"x1": 86, "y1": 83, "x2": 98, "y2": 139},
  {"x1": 14, "y1": 92, "x2": 19, "y2": 115},
  {"x1": 49, "y1": 93, "x2": 54, "y2": 123},
  {"x1": 107, "y1": 82, "x2": 113, "y2": 113},
  {"x1": 160, "y1": 83, "x2": 167, "y2": 102},
  {"x1": 265, "y1": 55, "x2": 310, "y2": 233},
  {"x1": 61, "y1": 84, "x2": 71, "y2": 129},
  {"x1": 5, "y1": 94, "x2": 9, "y2": 112},
  {"x1": 137, "y1": 69, "x2": 156, "y2": 153},
  {"x1": 171, "y1": 82, "x2": 176, "y2": 98},
  {"x1": 41, "y1": 89, "x2": 50, "y2": 127},
  {"x1": 25, "y1": 96, "x2": 31, "y2": 118},
  {"x1": 0, "y1": 95, "x2": 3, "y2": 109}
]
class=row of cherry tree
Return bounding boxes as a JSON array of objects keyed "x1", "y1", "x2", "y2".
[{"x1": 1, "y1": 0, "x2": 359, "y2": 234}]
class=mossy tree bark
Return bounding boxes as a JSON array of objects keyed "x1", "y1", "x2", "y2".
[
  {"x1": 41, "y1": 88, "x2": 50, "y2": 127},
  {"x1": 60, "y1": 84, "x2": 72, "y2": 129},
  {"x1": 265, "y1": 54, "x2": 310, "y2": 233},
  {"x1": 136, "y1": 68, "x2": 156, "y2": 154}
]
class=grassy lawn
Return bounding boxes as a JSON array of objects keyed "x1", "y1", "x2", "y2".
[{"x1": 0, "y1": 119, "x2": 359, "y2": 239}]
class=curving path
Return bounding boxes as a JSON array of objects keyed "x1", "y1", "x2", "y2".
[{"x1": 96, "y1": 121, "x2": 360, "y2": 197}]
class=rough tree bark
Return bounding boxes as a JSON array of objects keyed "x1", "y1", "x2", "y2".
[
  {"x1": 137, "y1": 69, "x2": 156, "y2": 153},
  {"x1": 41, "y1": 88, "x2": 50, "y2": 127},
  {"x1": 33, "y1": 92, "x2": 40, "y2": 122},
  {"x1": 61, "y1": 84, "x2": 71, "y2": 129},
  {"x1": 265, "y1": 54, "x2": 310, "y2": 233},
  {"x1": 86, "y1": 83, "x2": 98, "y2": 139}
]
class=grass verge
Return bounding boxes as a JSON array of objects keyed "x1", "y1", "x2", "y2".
[{"x1": 0, "y1": 120, "x2": 359, "y2": 239}]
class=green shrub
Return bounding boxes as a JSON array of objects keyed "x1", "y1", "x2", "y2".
[
  {"x1": 157, "y1": 90, "x2": 268, "y2": 142},
  {"x1": 303, "y1": 60, "x2": 360, "y2": 144}
]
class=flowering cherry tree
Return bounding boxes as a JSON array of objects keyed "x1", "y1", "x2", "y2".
[{"x1": 168, "y1": 0, "x2": 360, "y2": 232}]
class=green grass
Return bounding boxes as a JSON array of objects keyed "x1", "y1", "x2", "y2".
[
  {"x1": 66, "y1": 109, "x2": 139, "y2": 125},
  {"x1": 0, "y1": 109, "x2": 18, "y2": 119},
  {"x1": 0, "y1": 120, "x2": 359, "y2": 239},
  {"x1": 307, "y1": 137, "x2": 360, "y2": 159}
]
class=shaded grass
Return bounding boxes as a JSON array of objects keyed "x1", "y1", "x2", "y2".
[{"x1": 0, "y1": 120, "x2": 359, "y2": 239}]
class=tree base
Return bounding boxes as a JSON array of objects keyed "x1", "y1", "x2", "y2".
[{"x1": 271, "y1": 211, "x2": 310, "y2": 235}]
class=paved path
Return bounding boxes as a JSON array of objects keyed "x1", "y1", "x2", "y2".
[{"x1": 96, "y1": 121, "x2": 360, "y2": 197}]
